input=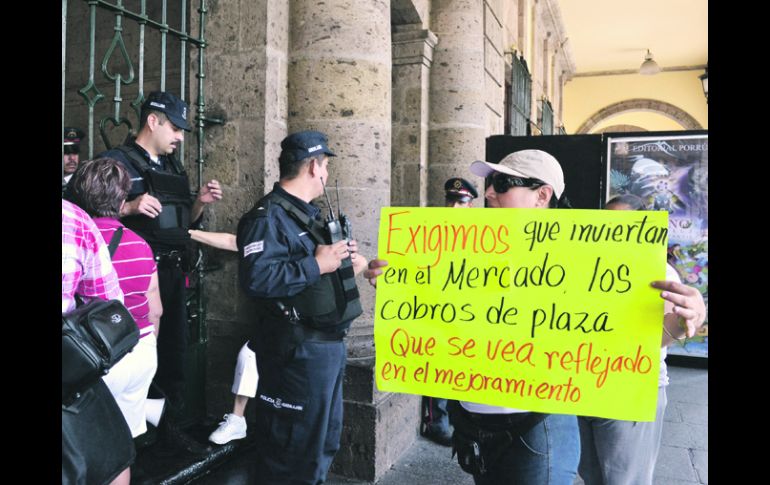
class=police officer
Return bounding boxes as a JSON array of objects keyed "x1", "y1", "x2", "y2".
[
  {"x1": 97, "y1": 91, "x2": 222, "y2": 455},
  {"x1": 237, "y1": 130, "x2": 363, "y2": 483},
  {"x1": 444, "y1": 177, "x2": 479, "y2": 208},
  {"x1": 421, "y1": 177, "x2": 479, "y2": 447},
  {"x1": 62, "y1": 126, "x2": 85, "y2": 191}
]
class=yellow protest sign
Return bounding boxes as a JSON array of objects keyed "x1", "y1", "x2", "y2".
[{"x1": 374, "y1": 207, "x2": 668, "y2": 421}]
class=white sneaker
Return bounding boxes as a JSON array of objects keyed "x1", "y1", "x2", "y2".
[{"x1": 208, "y1": 413, "x2": 247, "y2": 444}]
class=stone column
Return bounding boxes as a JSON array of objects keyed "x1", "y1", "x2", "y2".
[
  {"x1": 191, "y1": 0, "x2": 290, "y2": 415},
  {"x1": 288, "y1": 1, "x2": 408, "y2": 481},
  {"x1": 391, "y1": 25, "x2": 437, "y2": 207},
  {"x1": 428, "y1": 0, "x2": 486, "y2": 207},
  {"x1": 287, "y1": 0, "x2": 391, "y2": 353},
  {"x1": 287, "y1": 0, "x2": 391, "y2": 241}
]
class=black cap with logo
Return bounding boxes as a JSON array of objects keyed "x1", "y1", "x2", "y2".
[
  {"x1": 280, "y1": 130, "x2": 337, "y2": 162},
  {"x1": 141, "y1": 91, "x2": 192, "y2": 131}
]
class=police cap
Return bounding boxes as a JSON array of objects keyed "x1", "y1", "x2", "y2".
[
  {"x1": 141, "y1": 91, "x2": 192, "y2": 131},
  {"x1": 444, "y1": 177, "x2": 479, "y2": 202},
  {"x1": 280, "y1": 130, "x2": 337, "y2": 162},
  {"x1": 63, "y1": 126, "x2": 85, "y2": 155}
]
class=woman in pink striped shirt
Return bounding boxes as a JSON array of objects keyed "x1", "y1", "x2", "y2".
[{"x1": 69, "y1": 158, "x2": 162, "y2": 454}]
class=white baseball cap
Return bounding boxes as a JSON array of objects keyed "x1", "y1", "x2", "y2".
[{"x1": 470, "y1": 149, "x2": 565, "y2": 199}]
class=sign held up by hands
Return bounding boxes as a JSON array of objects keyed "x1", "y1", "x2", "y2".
[{"x1": 374, "y1": 207, "x2": 668, "y2": 421}]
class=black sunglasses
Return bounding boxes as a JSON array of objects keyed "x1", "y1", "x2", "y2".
[
  {"x1": 63, "y1": 145, "x2": 80, "y2": 155},
  {"x1": 488, "y1": 173, "x2": 545, "y2": 193},
  {"x1": 445, "y1": 194, "x2": 473, "y2": 204}
]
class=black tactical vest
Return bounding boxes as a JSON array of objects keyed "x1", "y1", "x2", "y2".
[
  {"x1": 117, "y1": 145, "x2": 193, "y2": 249},
  {"x1": 264, "y1": 191, "x2": 363, "y2": 332}
]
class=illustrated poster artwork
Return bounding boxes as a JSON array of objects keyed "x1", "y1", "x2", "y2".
[{"x1": 607, "y1": 134, "x2": 708, "y2": 358}]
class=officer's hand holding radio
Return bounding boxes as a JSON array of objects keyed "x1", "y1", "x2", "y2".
[
  {"x1": 347, "y1": 239, "x2": 369, "y2": 276},
  {"x1": 347, "y1": 239, "x2": 359, "y2": 260},
  {"x1": 314, "y1": 240, "x2": 349, "y2": 274},
  {"x1": 121, "y1": 193, "x2": 162, "y2": 218}
]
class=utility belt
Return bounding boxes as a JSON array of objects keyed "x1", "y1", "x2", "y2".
[
  {"x1": 154, "y1": 249, "x2": 185, "y2": 268},
  {"x1": 251, "y1": 307, "x2": 348, "y2": 360},
  {"x1": 295, "y1": 325, "x2": 348, "y2": 342},
  {"x1": 465, "y1": 409, "x2": 545, "y2": 429},
  {"x1": 273, "y1": 301, "x2": 350, "y2": 341},
  {"x1": 448, "y1": 400, "x2": 546, "y2": 476}
]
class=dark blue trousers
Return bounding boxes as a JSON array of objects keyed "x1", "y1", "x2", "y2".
[
  {"x1": 253, "y1": 339, "x2": 347, "y2": 485},
  {"x1": 152, "y1": 264, "x2": 188, "y2": 405}
]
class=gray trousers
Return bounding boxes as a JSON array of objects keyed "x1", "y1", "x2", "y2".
[{"x1": 578, "y1": 386, "x2": 667, "y2": 485}]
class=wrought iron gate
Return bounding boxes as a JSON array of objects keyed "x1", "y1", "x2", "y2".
[{"x1": 62, "y1": 0, "x2": 222, "y2": 425}]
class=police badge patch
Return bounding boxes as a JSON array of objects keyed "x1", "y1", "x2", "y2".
[{"x1": 244, "y1": 241, "x2": 264, "y2": 256}]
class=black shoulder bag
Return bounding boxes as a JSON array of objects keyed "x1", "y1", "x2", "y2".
[{"x1": 62, "y1": 227, "x2": 140, "y2": 404}]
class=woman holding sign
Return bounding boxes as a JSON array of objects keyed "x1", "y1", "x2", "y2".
[
  {"x1": 369, "y1": 149, "x2": 579, "y2": 485},
  {"x1": 365, "y1": 154, "x2": 706, "y2": 485},
  {"x1": 577, "y1": 194, "x2": 706, "y2": 485},
  {"x1": 453, "y1": 150, "x2": 579, "y2": 485}
]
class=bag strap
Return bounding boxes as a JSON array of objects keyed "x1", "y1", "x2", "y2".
[
  {"x1": 75, "y1": 227, "x2": 123, "y2": 309},
  {"x1": 268, "y1": 193, "x2": 328, "y2": 244},
  {"x1": 107, "y1": 227, "x2": 123, "y2": 258}
]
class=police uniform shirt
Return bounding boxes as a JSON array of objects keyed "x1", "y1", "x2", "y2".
[
  {"x1": 100, "y1": 139, "x2": 172, "y2": 199},
  {"x1": 237, "y1": 183, "x2": 322, "y2": 300}
]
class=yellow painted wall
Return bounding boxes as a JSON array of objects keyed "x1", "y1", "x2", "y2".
[
  {"x1": 563, "y1": 70, "x2": 707, "y2": 134},
  {"x1": 592, "y1": 111, "x2": 684, "y2": 133}
]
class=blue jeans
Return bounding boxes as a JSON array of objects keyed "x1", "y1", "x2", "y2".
[
  {"x1": 473, "y1": 414, "x2": 580, "y2": 485},
  {"x1": 422, "y1": 397, "x2": 449, "y2": 433},
  {"x1": 578, "y1": 386, "x2": 667, "y2": 485}
]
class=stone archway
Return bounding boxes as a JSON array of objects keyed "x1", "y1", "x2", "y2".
[
  {"x1": 596, "y1": 124, "x2": 647, "y2": 133},
  {"x1": 576, "y1": 98, "x2": 702, "y2": 134}
]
